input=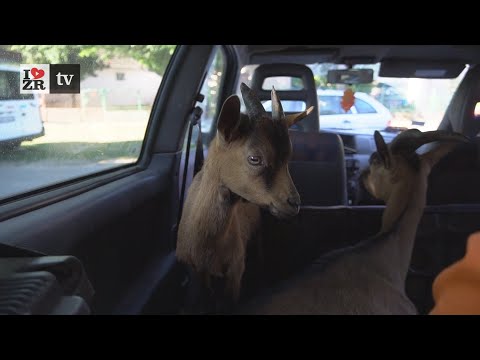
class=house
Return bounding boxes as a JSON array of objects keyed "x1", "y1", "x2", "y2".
[{"x1": 80, "y1": 57, "x2": 162, "y2": 109}]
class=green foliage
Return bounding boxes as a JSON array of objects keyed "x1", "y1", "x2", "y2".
[
  {"x1": 314, "y1": 74, "x2": 328, "y2": 88},
  {"x1": 350, "y1": 83, "x2": 375, "y2": 94},
  {"x1": 102, "y1": 45, "x2": 176, "y2": 75},
  {"x1": 8, "y1": 45, "x2": 176, "y2": 80}
]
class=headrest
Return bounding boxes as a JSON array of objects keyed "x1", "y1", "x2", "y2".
[{"x1": 250, "y1": 63, "x2": 319, "y2": 132}]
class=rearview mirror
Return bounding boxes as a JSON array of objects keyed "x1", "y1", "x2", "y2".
[{"x1": 327, "y1": 69, "x2": 374, "y2": 85}]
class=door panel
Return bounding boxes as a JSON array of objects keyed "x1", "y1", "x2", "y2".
[
  {"x1": 0, "y1": 153, "x2": 180, "y2": 313},
  {"x1": 0, "y1": 45, "x2": 218, "y2": 314}
]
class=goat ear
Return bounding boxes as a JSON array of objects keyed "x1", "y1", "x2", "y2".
[
  {"x1": 217, "y1": 95, "x2": 241, "y2": 143},
  {"x1": 285, "y1": 106, "x2": 314, "y2": 128},
  {"x1": 374, "y1": 130, "x2": 391, "y2": 169}
]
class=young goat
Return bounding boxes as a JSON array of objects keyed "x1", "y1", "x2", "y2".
[
  {"x1": 238, "y1": 129, "x2": 468, "y2": 315},
  {"x1": 176, "y1": 83, "x2": 313, "y2": 309}
]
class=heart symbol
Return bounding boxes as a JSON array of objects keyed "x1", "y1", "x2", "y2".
[{"x1": 31, "y1": 68, "x2": 45, "y2": 79}]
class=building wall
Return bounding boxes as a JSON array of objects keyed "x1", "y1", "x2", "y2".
[{"x1": 81, "y1": 67, "x2": 162, "y2": 108}]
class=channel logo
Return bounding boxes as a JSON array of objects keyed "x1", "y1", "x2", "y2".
[{"x1": 20, "y1": 64, "x2": 80, "y2": 94}]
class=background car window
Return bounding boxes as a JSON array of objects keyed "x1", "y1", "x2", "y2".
[
  {"x1": 0, "y1": 70, "x2": 34, "y2": 100},
  {"x1": 180, "y1": 47, "x2": 225, "y2": 195},
  {"x1": 197, "y1": 48, "x2": 225, "y2": 134},
  {"x1": 319, "y1": 96, "x2": 352, "y2": 115},
  {"x1": 354, "y1": 98, "x2": 377, "y2": 114},
  {"x1": 0, "y1": 45, "x2": 176, "y2": 202}
]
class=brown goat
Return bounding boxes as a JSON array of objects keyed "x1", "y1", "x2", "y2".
[
  {"x1": 176, "y1": 83, "x2": 313, "y2": 308},
  {"x1": 237, "y1": 129, "x2": 468, "y2": 314}
]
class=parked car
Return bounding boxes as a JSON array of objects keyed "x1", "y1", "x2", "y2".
[
  {"x1": 262, "y1": 89, "x2": 393, "y2": 134},
  {"x1": 316, "y1": 89, "x2": 393, "y2": 134},
  {"x1": 0, "y1": 65, "x2": 44, "y2": 147},
  {"x1": 370, "y1": 82, "x2": 410, "y2": 110}
]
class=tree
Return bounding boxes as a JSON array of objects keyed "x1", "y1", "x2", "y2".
[
  {"x1": 106, "y1": 45, "x2": 175, "y2": 75},
  {"x1": 8, "y1": 45, "x2": 176, "y2": 79}
]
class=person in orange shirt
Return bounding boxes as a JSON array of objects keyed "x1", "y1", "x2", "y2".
[{"x1": 430, "y1": 231, "x2": 480, "y2": 315}]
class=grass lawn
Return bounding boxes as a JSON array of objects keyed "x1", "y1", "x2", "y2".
[
  {"x1": 1, "y1": 140, "x2": 142, "y2": 162},
  {"x1": 0, "y1": 116, "x2": 148, "y2": 163}
]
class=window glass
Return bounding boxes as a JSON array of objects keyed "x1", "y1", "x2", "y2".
[
  {"x1": 0, "y1": 45, "x2": 176, "y2": 201},
  {"x1": 262, "y1": 100, "x2": 306, "y2": 112},
  {"x1": 319, "y1": 96, "x2": 352, "y2": 115},
  {"x1": 262, "y1": 76, "x2": 303, "y2": 90},
  {"x1": 240, "y1": 63, "x2": 467, "y2": 135},
  {"x1": 197, "y1": 48, "x2": 226, "y2": 134},
  {"x1": 179, "y1": 47, "x2": 225, "y2": 195},
  {"x1": 355, "y1": 98, "x2": 377, "y2": 114}
]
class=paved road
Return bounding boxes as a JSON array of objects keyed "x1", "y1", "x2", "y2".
[{"x1": 0, "y1": 161, "x2": 117, "y2": 200}]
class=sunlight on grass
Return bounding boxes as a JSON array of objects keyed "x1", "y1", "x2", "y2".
[
  {"x1": 0, "y1": 117, "x2": 147, "y2": 163},
  {"x1": 1, "y1": 141, "x2": 142, "y2": 162}
]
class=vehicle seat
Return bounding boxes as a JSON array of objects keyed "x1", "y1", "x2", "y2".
[
  {"x1": 250, "y1": 63, "x2": 319, "y2": 132},
  {"x1": 427, "y1": 137, "x2": 480, "y2": 204},
  {"x1": 288, "y1": 130, "x2": 348, "y2": 206},
  {"x1": 250, "y1": 64, "x2": 348, "y2": 206}
]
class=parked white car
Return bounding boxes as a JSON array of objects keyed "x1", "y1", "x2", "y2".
[
  {"x1": 262, "y1": 89, "x2": 393, "y2": 134},
  {"x1": 0, "y1": 65, "x2": 44, "y2": 147},
  {"x1": 317, "y1": 89, "x2": 393, "y2": 133}
]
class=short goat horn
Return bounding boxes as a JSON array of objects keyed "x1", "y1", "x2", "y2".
[
  {"x1": 271, "y1": 86, "x2": 284, "y2": 121},
  {"x1": 240, "y1": 82, "x2": 266, "y2": 121}
]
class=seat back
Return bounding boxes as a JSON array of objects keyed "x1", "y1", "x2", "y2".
[
  {"x1": 427, "y1": 138, "x2": 480, "y2": 204},
  {"x1": 288, "y1": 130, "x2": 348, "y2": 206},
  {"x1": 250, "y1": 63, "x2": 319, "y2": 132}
]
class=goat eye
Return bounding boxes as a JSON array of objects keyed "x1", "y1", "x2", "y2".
[{"x1": 248, "y1": 156, "x2": 263, "y2": 166}]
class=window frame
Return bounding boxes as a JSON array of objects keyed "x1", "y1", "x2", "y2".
[
  {"x1": 203, "y1": 45, "x2": 237, "y2": 147},
  {"x1": 197, "y1": 46, "x2": 228, "y2": 137},
  {"x1": 0, "y1": 45, "x2": 183, "y2": 220}
]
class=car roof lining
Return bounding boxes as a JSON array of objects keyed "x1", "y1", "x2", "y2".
[{"x1": 233, "y1": 45, "x2": 480, "y2": 68}]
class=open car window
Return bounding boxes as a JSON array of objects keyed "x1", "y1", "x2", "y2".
[{"x1": 0, "y1": 45, "x2": 176, "y2": 202}]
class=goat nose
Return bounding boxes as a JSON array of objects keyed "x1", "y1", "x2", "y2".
[{"x1": 287, "y1": 197, "x2": 300, "y2": 209}]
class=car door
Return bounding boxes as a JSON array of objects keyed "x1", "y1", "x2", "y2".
[
  {"x1": 350, "y1": 95, "x2": 390, "y2": 132},
  {"x1": 318, "y1": 95, "x2": 353, "y2": 131},
  {"x1": 0, "y1": 45, "x2": 227, "y2": 314}
]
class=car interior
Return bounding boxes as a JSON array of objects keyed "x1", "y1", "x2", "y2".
[{"x1": 1, "y1": 45, "x2": 480, "y2": 315}]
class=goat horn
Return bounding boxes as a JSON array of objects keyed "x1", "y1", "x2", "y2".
[
  {"x1": 271, "y1": 86, "x2": 284, "y2": 121},
  {"x1": 390, "y1": 129, "x2": 469, "y2": 155},
  {"x1": 240, "y1": 82, "x2": 266, "y2": 120}
]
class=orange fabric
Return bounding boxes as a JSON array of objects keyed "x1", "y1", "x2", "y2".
[
  {"x1": 430, "y1": 232, "x2": 480, "y2": 315},
  {"x1": 341, "y1": 88, "x2": 355, "y2": 112}
]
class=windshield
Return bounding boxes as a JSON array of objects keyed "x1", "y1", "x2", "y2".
[{"x1": 239, "y1": 63, "x2": 468, "y2": 136}]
